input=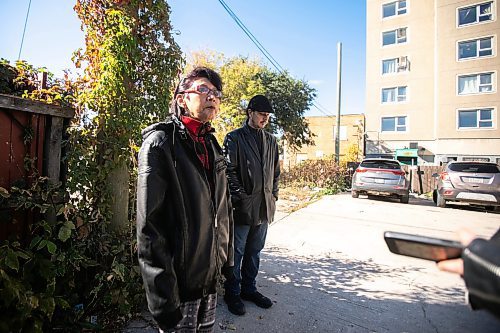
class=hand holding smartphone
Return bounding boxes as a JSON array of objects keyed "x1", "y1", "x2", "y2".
[{"x1": 384, "y1": 231, "x2": 464, "y2": 262}]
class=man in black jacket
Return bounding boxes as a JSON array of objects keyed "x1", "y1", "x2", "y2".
[
  {"x1": 223, "y1": 95, "x2": 280, "y2": 315},
  {"x1": 136, "y1": 67, "x2": 234, "y2": 332}
]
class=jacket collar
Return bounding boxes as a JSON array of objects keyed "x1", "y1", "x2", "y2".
[
  {"x1": 242, "y1": 120, "x2": 266, "y2": 162},
  {"x1": 181, "y1": 116, "x2": 213, "y2": 137}
]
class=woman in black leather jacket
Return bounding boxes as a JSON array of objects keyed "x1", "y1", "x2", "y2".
[{"x1": 136, "y1": 67, "x2": 234, "y2": 332}]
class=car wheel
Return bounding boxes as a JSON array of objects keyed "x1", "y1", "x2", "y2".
[
  {"x1": 485, "y1": 206, "x2": 499, "y2": 212},
  {"x1": 351, "y1": 190, "x2": 359, "y2": 198},
  {"x1": 432, "y1": 190, "x2": 437, "y2": 204},
  {"x1": 400, "y1": 194, "x2": 409, "y2": 204},
  {"x1": 436, "y1": 191, "x2": 446, "y2": 208}
]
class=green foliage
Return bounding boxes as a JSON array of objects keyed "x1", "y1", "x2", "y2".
[
  {"x1": 0, "y1": 176, "x2": 142, "y2": 331},
  {"x1": 0, "y1": 0, "x2": 183, "y2": 330},
  {"x1": 340, "y1": 142, "x2": 362, "y2": 166},
  {"x1": 0, "y1": 59, "x2": 75, "y2": 107},
  {"x1": 256, "y1": 68, "x2": 316, "y2": 150},
  {"x1": 0, "y1": 177, "x2": 81, "y2": 332},
  {"x1": 188, "y1": 50, "x2": 316, "y2": 148},
  {"x1": 281, "y1": 156, "x2": 349, "y2": 194}
]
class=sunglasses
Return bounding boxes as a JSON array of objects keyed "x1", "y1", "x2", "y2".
[{"x1": 182, "y1": 84, "x2": 223, "y2": 99}]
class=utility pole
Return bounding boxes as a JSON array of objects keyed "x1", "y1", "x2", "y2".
[{"x1": 335, "y1": 42, "x2": 342, "y2": 164}]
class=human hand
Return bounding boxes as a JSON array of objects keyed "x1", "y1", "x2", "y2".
[{"x1": 437, "y1": 228, "x2": 476, "y2": 276}]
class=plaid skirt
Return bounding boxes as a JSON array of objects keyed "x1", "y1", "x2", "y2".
[{"x1": 159, "y1": 293, "x2": 217, "y2": 333}]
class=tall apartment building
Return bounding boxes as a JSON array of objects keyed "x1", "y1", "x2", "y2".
[{"x1": 366, "y1": 0, "x2": 500, "y2": 165}]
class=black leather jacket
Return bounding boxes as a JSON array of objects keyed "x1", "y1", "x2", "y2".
[
  {"x1": 224, "y1": 121, "x2": 280, "y2": 226},
  {"x1": 463, "y1": 228, "x2": 500, "y2": 319},
  {"x1": 136, "y1": 116, "x2": 234, "y2": 329}
]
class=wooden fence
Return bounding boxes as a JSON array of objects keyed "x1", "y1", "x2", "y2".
[
  {"x1": 402, "y1": 165, "x2": 444, "y2": 194},
  {"x1": 0, "y1": 94, "x2": 74, "y2": 240}
]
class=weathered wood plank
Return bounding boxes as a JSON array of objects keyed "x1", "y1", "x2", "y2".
[
  {"x1": 0, "y1": 111, "x2": 12, "y2": 188},
  {"x1": 44, "y1": 117, "x2": 64, "y2": 225},
  {"x1": 0, "y1": 93, "x2": 74, "y2": 119},
  {"x1": 45, "y1": 117, "x2": 63, "y2": 185}
]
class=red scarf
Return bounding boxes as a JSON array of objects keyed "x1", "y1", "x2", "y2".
[{"x1": 181, "y1": 116, "x2": 210, "y2": 170}]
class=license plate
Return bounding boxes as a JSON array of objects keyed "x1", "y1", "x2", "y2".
[
  {"x1": 456, "y1": 192, "x2": 497, "y2": 202},
  {"x1": 375, "y1": 179, "x2": 384, "y2": 184},
  {"x1": 464, "y1": 177, "x2": 484, "y2": 184}
]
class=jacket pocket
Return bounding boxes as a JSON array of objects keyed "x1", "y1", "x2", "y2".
[{"x1": 233, "y1": 196, "x2": 252, "y2": 224}]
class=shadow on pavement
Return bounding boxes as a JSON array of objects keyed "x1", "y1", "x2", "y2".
[
  {"x1": 124, "y1": 246, "x2": 500, "y2": 333},
  {"x1": 211, "y1": 247, "x2": 499, "y2": 333}
]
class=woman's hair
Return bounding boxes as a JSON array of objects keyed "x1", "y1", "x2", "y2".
[{"x1": 170, "y1": 67, "x2": 223, "y2": 116}]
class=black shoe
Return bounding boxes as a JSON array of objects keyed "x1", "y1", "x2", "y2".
[
  {"x1": 240, "y1": 291, "x2": 273, "y2": 309},
  {"x1": 224, "y1": 293, "x2": 246, "y2": 315}
]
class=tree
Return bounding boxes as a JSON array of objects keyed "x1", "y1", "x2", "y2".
[
  {"x1": 64, "y1": 0, "x2": 182, "y2": 323},
  {"x1": 257, "y1": 69, "x2": 316, "y2": 150},
  {"x1": 187, "y1": 50, "x2": 315, "y2": 148},
  {"x1": 340, "y1": 142, "x2": 362, "y2": 166},
  {"x1": 72, "y1": 0, "x2": 182, "y2": 230}
]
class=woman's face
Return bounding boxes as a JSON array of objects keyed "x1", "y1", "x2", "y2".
[{"x1": 176, "y1": 78, "x2": 221, "y2": 123}]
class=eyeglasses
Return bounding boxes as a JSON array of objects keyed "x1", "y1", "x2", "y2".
[{"x1": 182, "y1": 84, "x2": 223, "y2": 99}]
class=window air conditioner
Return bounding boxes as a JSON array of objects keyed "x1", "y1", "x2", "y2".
[{"x1": 398, "y1": 56, "x2": 408, "y2": 70}]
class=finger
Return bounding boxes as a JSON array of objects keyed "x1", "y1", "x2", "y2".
[
  {"x1": 457, "y1": 228, "x2": 476, "y2": 246},
  {"x1": 437, "y1": 258, "x2": 464, "y2": 275}
]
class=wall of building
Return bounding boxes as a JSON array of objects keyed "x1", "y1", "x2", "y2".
[
  {"x1": 282, "y1": 114, "x2": 365, "y2": 169},
  {"x1": 366, "y1": 0, "x2": 500, "y2": 164}
]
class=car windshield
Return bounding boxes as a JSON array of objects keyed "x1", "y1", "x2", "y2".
[
  {"x1": 448, "y1": 163, "x2": 500, "y2": 173},
  {"x1": 360, "y1": 160, "x2": 401, "y2": 170}
]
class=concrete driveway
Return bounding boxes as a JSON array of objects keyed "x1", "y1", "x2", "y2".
[{"x1": 125, "y1": 194, "x2": 500, "y2": 333}]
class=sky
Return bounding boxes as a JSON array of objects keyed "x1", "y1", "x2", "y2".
[{"x1": 0, "y1": 0, "x2": 366, "y2": 117}]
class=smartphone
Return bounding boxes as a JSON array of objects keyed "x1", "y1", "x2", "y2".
[{"x1": 384, "y1": 231, "x2": 464, "y2": 262}]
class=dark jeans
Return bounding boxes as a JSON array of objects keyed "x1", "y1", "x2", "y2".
[{"x1": 224, "y1": 222, "x2": 268, "y2": 295}]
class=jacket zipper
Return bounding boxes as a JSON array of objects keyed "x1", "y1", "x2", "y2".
[
  {"x1": 192, "y1": 137, "x2": 220, "y2": 294},
  {"x1": 464, "y1": 248, "x2": 500, "y2": 277}
]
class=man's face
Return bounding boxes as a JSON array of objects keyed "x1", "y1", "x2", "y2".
[
  {"x1": 248, "y1": 111, "x2": 271, "y2": 129},
  {"x1": 176, "y1": 78, "x2": 221, "y2": 123}
]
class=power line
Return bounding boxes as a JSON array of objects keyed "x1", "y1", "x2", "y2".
[
  {"x1": 18, "y1": 0, "x2": 32, "y2": 60},
  {"x1": 216, "y1": 0, "x2": 335, "y2": 117},
  {"x1": 217, "y1": 0, "x2": 284, "y2": 73}
]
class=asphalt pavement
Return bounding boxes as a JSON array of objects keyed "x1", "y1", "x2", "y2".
[{"x1": 124, "y1": 193, "x2": 500, "y2": 333}]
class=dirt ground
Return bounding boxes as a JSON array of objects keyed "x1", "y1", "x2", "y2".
[{"x1": 275, "y1": 186, "x2": 323, "y2": 214}]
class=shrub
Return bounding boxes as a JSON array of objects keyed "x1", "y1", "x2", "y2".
[{"x1": 280, "y1": 157, "x2": 349, "y2": 194}]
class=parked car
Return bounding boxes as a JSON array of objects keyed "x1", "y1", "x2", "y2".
[
  {"x1": 351, "y1": 158, "x2": 410, "y2": 203},
  {"x1": 433, "y1": 161, "x2": 500, "y2": 209}
]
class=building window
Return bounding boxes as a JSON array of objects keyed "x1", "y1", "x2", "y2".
[
  {"x1": 382, "y1": 86, "x2": 407, "y2": 103},
  {"x1": 458, "y1": 72, "x2": 493, "y2": 95},
  {"x1": 458, "y1": 108, "x2": 493, "y2": 129},
  {"x1": 383, "y1": 1, "x2": 407, "y2": 18},
  {"x1": 462, "y1": 157, "x2": 490, "y2": 162},
  {"x1": 382, "y1": 56, "x2": 409, "y2": 74},
  {"x1": 458, "y1": 37, "x2": 493, "y2": 60},
  {"x1": 458, "y1": 2, "x2": 493, "y2": 26},
  {"x1": 381, "y1": 116, "x2": 407, "y2": 132},
  {"x1": 382, "y1": 28, "x2": 407, "y2": 46}
]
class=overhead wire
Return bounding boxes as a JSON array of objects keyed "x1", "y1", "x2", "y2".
[
  {"x1": 18, "y1": 0, "x2": 32, "y2": 60},
  {"x1": 216, "y1": 0, "x2": 336, "y2": 117},
  {"x1": 217, "y1": 0, "x2": 284, "y2": 73}
]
